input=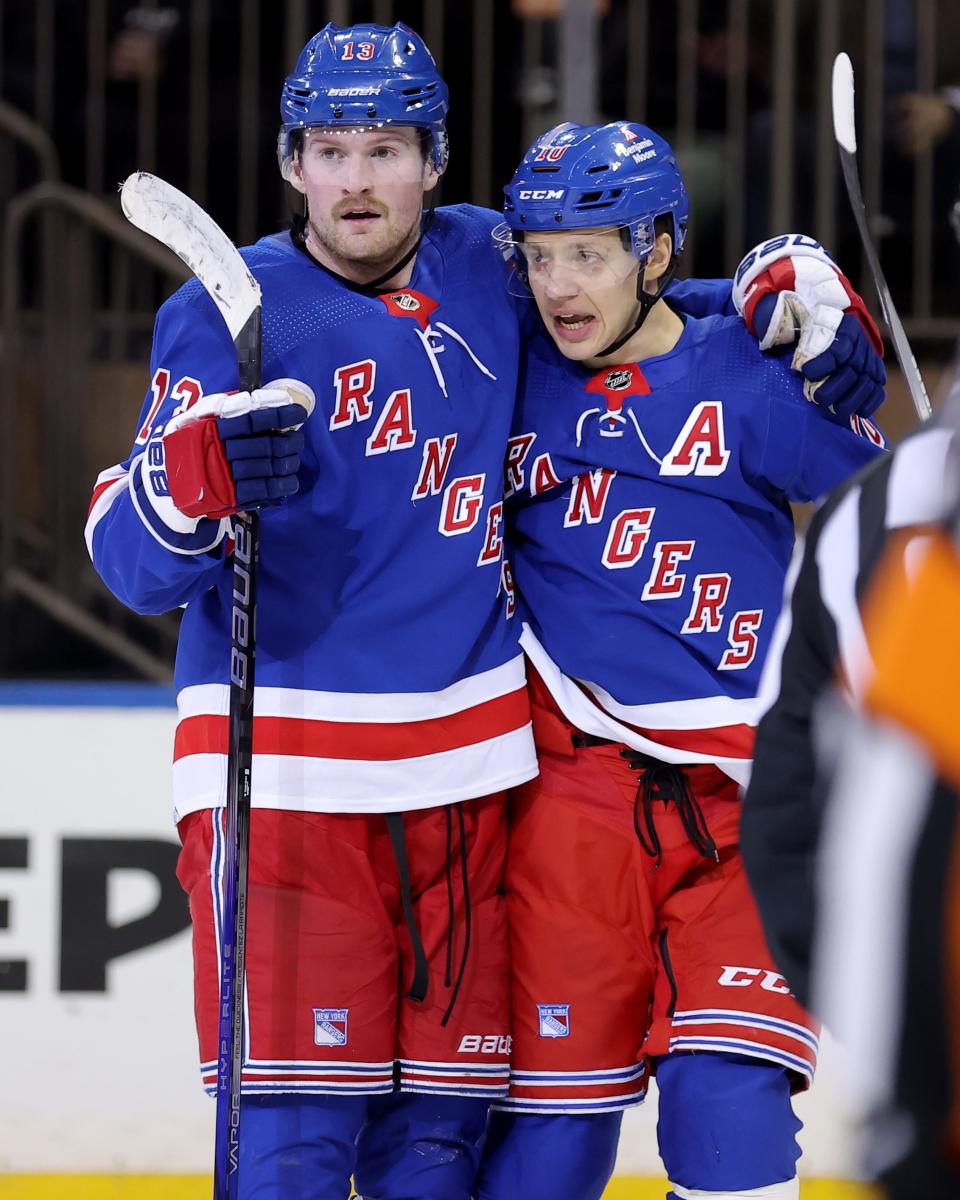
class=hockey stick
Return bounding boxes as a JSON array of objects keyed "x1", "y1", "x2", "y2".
[
  {"x1": 832, "y1": 52, "x2": 932, "y2": 422},
  {"x1": 121, "y1": 171, "x2": 261, "y2": 1200}
]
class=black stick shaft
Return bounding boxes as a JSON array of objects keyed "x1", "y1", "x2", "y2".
[
  {"x1": 836, "y1": 138, "x2": 932, "y2": 422},
  {"x1": 213, "y1": 306, "x2": 261, "y2": 1200}
]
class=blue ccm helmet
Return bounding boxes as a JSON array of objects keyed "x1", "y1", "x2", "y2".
[
  {"x1": 278, "y1": 22, "x2": 449, "y2": 179},
  {"x1": 501, "y1": 121, "x2": 689, "y2": 356},
  {"x1": 503, "y1": 120, "x2": 688, "y2": 261}
]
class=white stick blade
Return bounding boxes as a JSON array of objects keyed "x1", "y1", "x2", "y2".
[
  {"x1": 121, "y1": 171, "x2": 261, "y2": 342},
  {"x1": 832, "y1": 53, "x2": 857, "y2": 154}
]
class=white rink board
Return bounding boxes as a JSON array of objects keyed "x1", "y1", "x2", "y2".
[{"x1": 0, "y1": 700, "x2": 862, "y2": 1176}]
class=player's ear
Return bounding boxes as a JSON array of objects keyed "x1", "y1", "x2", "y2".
[
  {"x1": 422, "y1": 159, "x2": 440, "y2": 194},
  {"x1": 288, "y1": 154, "x2": 307, "y2": 196},
  {"x1": 645, "y1": 231, "x2": 674, "y2": 282}
]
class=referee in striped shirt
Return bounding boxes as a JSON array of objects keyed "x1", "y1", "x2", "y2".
[{"x1": 741, "y1": 408, "x2": 960, "y2": 1198}]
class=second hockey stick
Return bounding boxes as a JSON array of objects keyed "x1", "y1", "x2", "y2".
[
  {"x1": 832, "y1": 52, "x2": 932, "y2": 422},
  {"x1": 121, "y1": 171, "x2": 261, "y2": 1200}
]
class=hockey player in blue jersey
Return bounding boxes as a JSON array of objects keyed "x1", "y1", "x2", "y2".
[
  {"x1": 89, "y1": 24, "x2": 539, "y2": 1200},
  {"x1": 476, "y1": 123, "x2": 888, "y2": 1200},
  {"x1": 85, "y1": 17, "x2": 888, "y2": 1200}
]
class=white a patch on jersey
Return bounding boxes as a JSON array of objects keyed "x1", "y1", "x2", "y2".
[{"x1": 660, "y1": 401, "x2": 731, "y2": 476}]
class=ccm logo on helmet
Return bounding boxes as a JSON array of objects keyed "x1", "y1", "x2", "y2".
[{"x1": 518, "y1": 189, "x2": 565, "y2": 201}]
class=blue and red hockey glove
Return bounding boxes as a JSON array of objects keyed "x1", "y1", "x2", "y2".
[
  {"x1": 133, "y1": 382, "x2": 314, "y2": 554},
  {"x1": 733, "y1": 236, "x2": 886, "y2": 424},
  {"x1": 162, "y1": 383, "x2": 313, "y2": 518}
]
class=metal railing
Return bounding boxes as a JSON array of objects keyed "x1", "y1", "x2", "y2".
[
  {"x1": 1, "y1": 181, "x2": 188, "y2": 680},
  {"x1": 4, "y1": 1, "x2": 955, "y2": 309},
  {"x1": 0, "y1": 98, "x2": 59, "y2": 183}
]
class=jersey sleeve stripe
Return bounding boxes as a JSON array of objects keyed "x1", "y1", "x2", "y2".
[
  {"x1": 128, "y1": 455, "x2": 228, "y2": 555},
  {"x1": 84, "y1": 468, "x2": 129, "y2": 559},
  {"x1": 509, "y1": 1064, "x2": 646, "y2": 1084},
  {"x1": 88, "y1": 465, "x2": 127, "y2": 514}
]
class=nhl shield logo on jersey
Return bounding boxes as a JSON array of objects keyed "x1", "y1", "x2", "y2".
[
  {"x1": 378, "y1": 287, "x2": 439, "y2": 331},
  {"x1": 537, "y1": 1003, "x2": 571, "y2": 1038},
  {"x1": 392, "y1": 292, "x2": 421, "y2": 312},
  {"x1": 581, "y1": 363, "x2": 653, "y2": 438},
  {"x1": 313, "y1": 1007, "x2": 349, "y2": 1046},
  {"x1": 604, "y1": 368, "x2": 633, "y2": 392}
]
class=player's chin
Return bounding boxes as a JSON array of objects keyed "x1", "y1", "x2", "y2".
[
  {"x1": 546, "y1": 328, "x2": 604, "y2": 361},
  {"x1": 337, "y1": 221, "x2": 393, "y2": 253}
]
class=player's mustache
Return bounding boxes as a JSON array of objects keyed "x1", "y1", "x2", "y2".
[{"x1": 334, "y1": 197, "x2": 388, "y2": 218}]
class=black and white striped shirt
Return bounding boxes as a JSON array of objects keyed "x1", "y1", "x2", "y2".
[{"x1": 741, "y1": 419, "x2": 955, "y2": 1007}]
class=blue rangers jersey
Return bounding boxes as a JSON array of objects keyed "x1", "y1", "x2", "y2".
[
  {"x1": 86, "y1": 204, "x2": 539, "y2": 819},
  {"x1": 506, "y1": 312, "x2": 887, "y2": 785}
]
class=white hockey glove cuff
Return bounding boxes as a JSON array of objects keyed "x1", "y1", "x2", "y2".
[
  {"x1": 733, "y1": 235, "x2": 885, "y2": 404},
  {"x1": 163, "y1": 380, "x2": 314, "y2": 436},
  {"x1": 131, "y1": 379, "x2": 314, "y2": 552},
  {"x1": 161, "y1": 378, "x2": 315, "y2": 523},
  {"x1": 130, "y1": 442, "x2": 232, "y2": 555}
]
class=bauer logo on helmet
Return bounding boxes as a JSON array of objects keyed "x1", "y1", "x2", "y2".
[{"x1": 327, "y1": 86, "x2": 382, "y2": 97}]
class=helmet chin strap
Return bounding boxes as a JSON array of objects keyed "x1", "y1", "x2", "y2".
[
  {"x1": 595, "y1": 257, "x2": 679, "y2": 360},
  {"x1": 364, "y1": 204, "x2": 436, "y2": 289}
]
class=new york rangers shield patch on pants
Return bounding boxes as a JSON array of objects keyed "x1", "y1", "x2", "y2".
[
  {"x1": 314, "y1": 1008, "x2": 349, "y2": 1047},
  {"x1": 537, "y1": 1005, "x2": 571, "y2": 1038}
]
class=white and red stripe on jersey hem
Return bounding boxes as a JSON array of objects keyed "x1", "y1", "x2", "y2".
[
  {"x1": 521, "y1": 625, "x2": 757, "y2": 784},
  {"x1": 662, "y1": 1008, "x2": 819, "y2": 1088},
  {"x1": 493, "y1": 1062, "x2": 648, "y2": 1115},
  {"x1": 172, "y1": 657, "x2": 538, "y2": 818}
]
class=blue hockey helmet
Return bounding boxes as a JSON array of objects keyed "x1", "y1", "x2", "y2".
[
  {"x1": 278, "y1": 22, "x2": 449, "y2": 179},
  {"x1": 501, "y1": 121, "x2": 688, "y2": 262}
]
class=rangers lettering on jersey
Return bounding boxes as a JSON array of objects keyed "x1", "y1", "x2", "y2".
[
  {"x1": 331, "y1": 360, "x2": 376, "y2": 429},
  {"x1": 86, "y1": 205, "x2": 538, "y2": 819},
  {"x1": 507, "y1": 312, "x2": 885, "y2": 783},
  {"x1": 412, "y1": 434, "x2": 458, "y2": 500}
]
